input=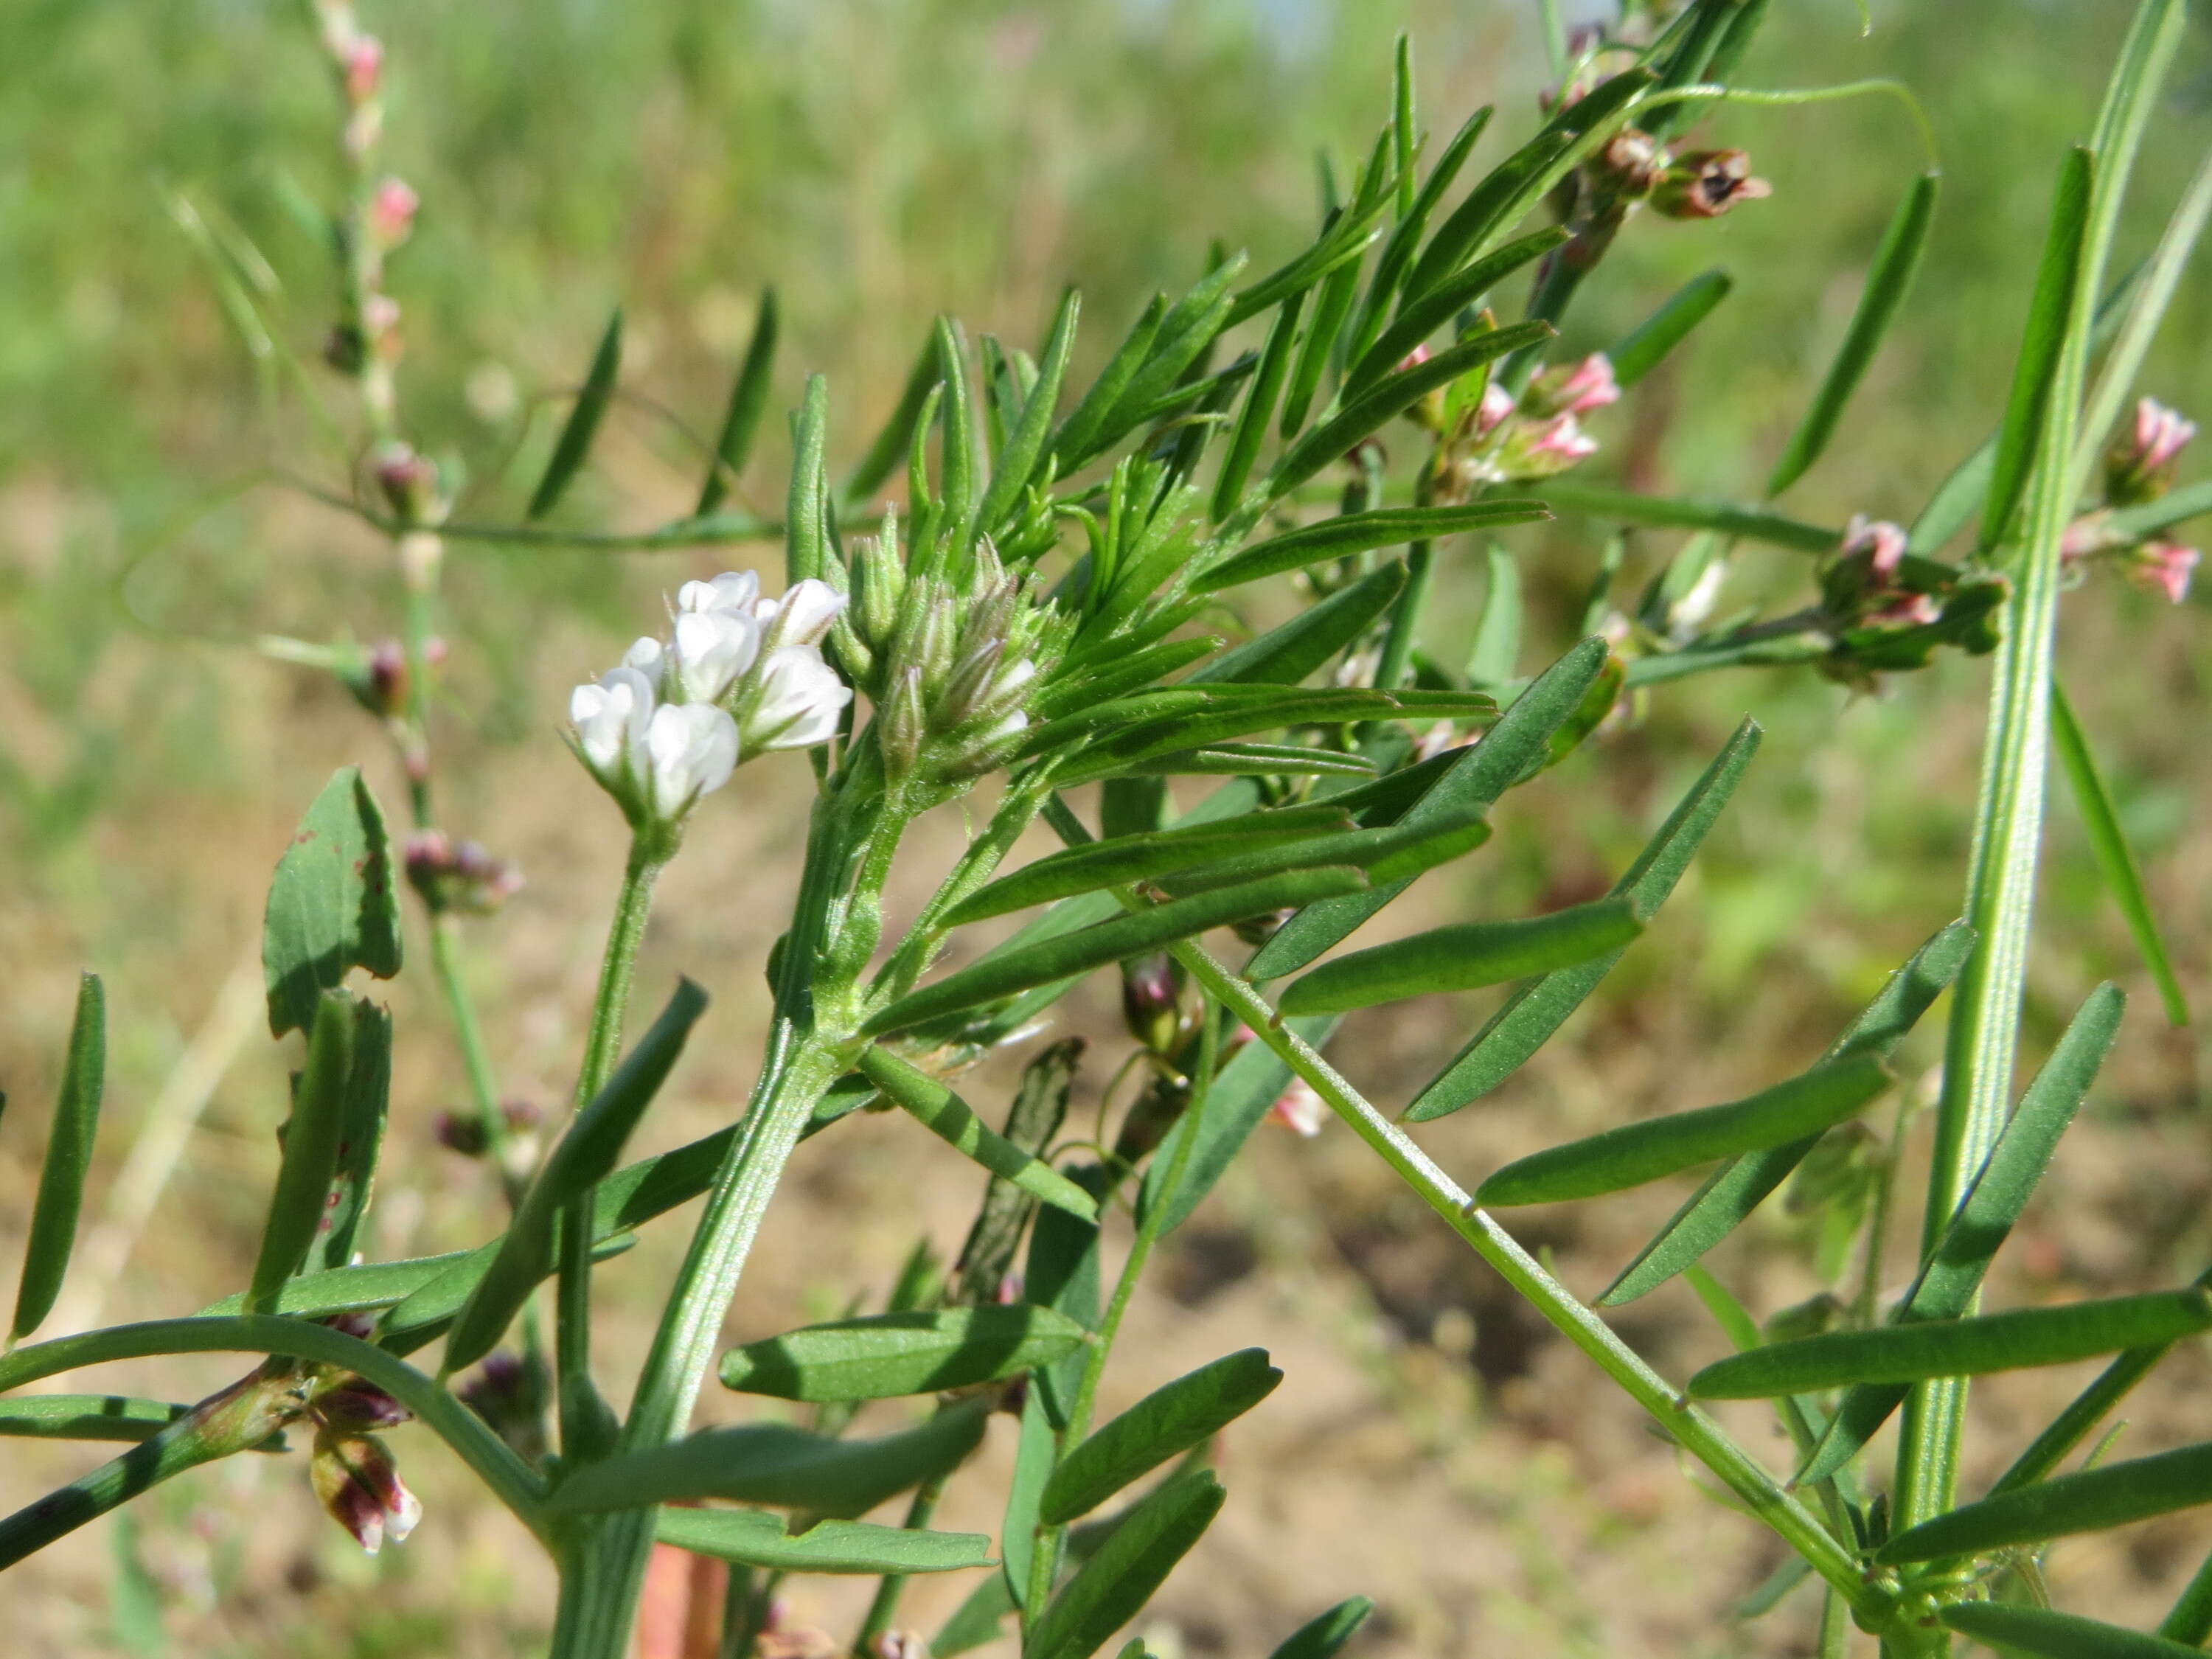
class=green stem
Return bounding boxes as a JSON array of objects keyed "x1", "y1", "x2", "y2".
[{"x1": 852, "y1": 1478, "x2": 943, "y2": 1655}]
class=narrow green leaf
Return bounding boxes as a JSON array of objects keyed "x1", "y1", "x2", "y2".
[
  {"x1": 657, "y1": 1508, "x2": 993, "y2": 1576},
  {"x1": 1265, "y1": 321, "x2": 1556, "y2": 501},
  {"x1": 442, "y1": 978, "x2": 709, "y2": 1375},
  {"x1": 1352, "y1": 105, "x2": 1494, "y2": 358},
  {"x1": 1408, "y1": 719, "x2": 1765, "y2": 1121},
  {"x1": 316, "y1": 999, "x2": 391, "y2": 1272},
  {"x1": 11, "y1": 972, "x2": 106, "y2": 1343},
  {"x1": 1052, "y1": 296, "x2": 1169, "y2": 478},
  {"x1": 934, "y1": 318, "x2": 981, "y2": 544},
  {"x1": 1941, "y1": 1603, "x2": 2205, "y2": 1659},
  {"x1": 197, "y1": 1250, "x2": 469, "y2": 1320},
  {"x1": 1245, "y1": 637, "x2": 1609, "y2": 981},
  {"x1": 947, "y1": 806, "x2": 1354, "y2": 925},
  {"x1": 1072, "y1": 258, "x2": 1246, "y2": 472},
  {"x1": 1211, "y1": 292, "x2": 1306, "y2": 523},
  {"x1": 1691, "y1": 1289, "x2": 2212, "y2": 1399},
  {"x1": 1026, "y1": 1469, "x2": 1225, "y2": 1659},
  {"x1": 0, "y1": 1395, "x2": 276, "y2": 1452},
  {"x1": 526, "y1": 305, "x2": 623, "y2": 518},
  {"x1": 1277, "y1": 212, "x2": 1363, "y2": 438},
  {"x1": 1480, "y1": 1054, "x2": 1893, "y2": 1208},
  {"x1": 1610, "y1": 270, "x2": 1733, "y2": 387},
  {"x1": 1796, "y1": 984, "x2": 2124, "y2": 1483},
  {"x1": 1042, "y1": 1350, "x2": 1281, "y2": 1525},
  {"x1": 998, "y1": 1383, "x2": 1056, "y2": 1613},
  {"x1": 718, "y1": 1305, "x2": 1087, "y2": 1402},
  {"x1": 858, "y1": 1048, "x2": 1099, "y2": 1220},
  {"x1": 845, "y1": 329, "x2": 947, "y2": 505},
  {"x1": 1159, "y1": 809, "x2": 1490, "y2": 897},
  {"x1": 1280, "y1": 896, "x2": 1640, "y2": 1017},
  {"x1": 1268, "y1": 1598, "x2": 1375, "y2": 1659},
  {"x1": 1599, "y1": 918, "x2": 1974, "y2": 1303},
  {"x1": 1464, "y1": 546, "x2": 1521, "y2": 685},
  {"x1": 245, "y1": 991, "x2": 356, "y2": 1315},
  {"x1": 1981, "y1": 148, "x2": 2093, "y2": 551},
  {"x1": 1198, "y1": 500, "x2": 1551, "y2": 593},
  {"x1": 1537, "y1": 481, "x2": 1837, "y2": 553},
  {"x1": 1883, "y1": 1438, "x2": 2212, "y2": 1566},
  {"x1": 863, "y1": 869, "x2": 1368, "y2": 1036},
  {"x1": 976, "y1": 290, "x2": 1080, "y2": 536},
  {"x1": 549, "y1": 1399, "x2": 988, "y2": 1517},
  {"x1": 1343, "y1": 226, "x2": 1568, "y2": 397},
  {"x1": 261, "y1": 767, "x2": 403, "y2": 1038},
  {"x1": 1205, "y1": 563, "x2": 1405, "y2": 686},
  {"x1": 695, "y1": 287, "x2": 779, "y2": 515},
  {"x1": 2052, "y1": 683, "x2": 2188, "y2": 1025},
  {"x1": 1100, "y1": 744, "x2": 1377, "y2": 782},
  {"x1": 1222, "y1": 207, "x2": 1385, "y2": 332},
  {"x1": 1766, "y1": 172, "x2": 1938, "y2": 498},
  {"x1": 1139, "y1": 1015, "x2": 1339, "y2": 1236}
]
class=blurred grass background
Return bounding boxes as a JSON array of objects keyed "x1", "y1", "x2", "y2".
[{"x1": 3, "y1": 1, "x2": 2210, "y2": 1655}]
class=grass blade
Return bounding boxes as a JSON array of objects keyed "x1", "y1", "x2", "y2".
[
  {"x1": 1599, "y1": 919, "x2": 1974, "y2": 1304},
  {"x1": 1881, "y1": 1438, "x2": 2212, "y2": 1565},
  {"x1": 656, "y1": 1509, "x2": 992, "y2": 1576},
  {"x1": 1765, "y1": 172, "x2": 1938, "y2": 498},
  {"x1": 1691, "y1": 1289, "x2": 2212, "y2": 1399},
  {"x1": 863, "y1": 868, "x2": 1368, "y2": 1037},
  {"x1": 858, "y1": 1047, "x2": 1099, "y2": 1220},
  {"x1": 1941, "y1": 1603, "x2": 2205, "y2": 1659},
  {"x1": 1244, "y1": 637, "x2": 1608, "y2": 981},
  {"x1": 245, "y1": 990, "x2": 357, "y2": 1315},
  {"x1": 1410, "y1": 718, "x2": 1765, "y2": 1123},
  {"x1": 526, "y1": 305, "x2": 623, "y2": 519},
  {"x1": 1980, "y1": 149, "x2": 2093, "y2": 551},
  {"x1": 10, "y1": 973, "x2": 107, "y2": 1344},
  {"x1": 1610, "y1": 270, "x2": 1733, "y2": 388},
  {"x1": 2051, "y1": 682, "x2": 2189, "y2": 1024},
  {"x1": 695, "y1": 286, "x2": 779, "y2": 516},
  {"x1": 1198, "y1": 501, "x2": 1551, "y2": 592},
  {"x1": 441, "y1": 979, "x2": 709, "y2": 1376},
  {"x1": 717, "y1": 1305, "x2": 1087, "y2": 1402},
  {"x1": 1041, "y1": 1349, "x2": 1281, "y2": 1525},
  {"x1": 1279, "y1": 896, "x2": 1640, "y2": 1016},
  {"x1": 1476, "y1": 1053, "x2": 1891, "y2": 1208}
]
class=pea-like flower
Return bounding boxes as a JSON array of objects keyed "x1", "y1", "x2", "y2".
[
  {"x1": 669, "y1": 607, "x2": 762, "y2": 703},
  {"x1": 1526, "y1": 353, "x2": 1621, "y2": 419},
  {"x1": 568, "y1": 665, "x2": 740, "y2": 827},
  {"x1": 735, "y1": 644, "x2": 850, "y2": 751},
  {"x1": 2107, "y1": 397, "x2": 2197, "y2": 505},
  {"x1": 2130, "y1": 539, "x2": 2199, "y2": 605},
  {"x1": 310, "y1": 1429, "x2": 421, "y2": 1555}
]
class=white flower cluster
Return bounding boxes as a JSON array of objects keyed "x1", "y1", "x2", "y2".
[{"x1": 569, "y1": 571, "x2": 852, "y2": 829}]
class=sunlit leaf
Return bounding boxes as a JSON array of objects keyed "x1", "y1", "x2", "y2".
[
  {"x1": 10, "y1": 972, "x2": 106, "y2": 1343},
  {"x1": 858, "y1": 1046, "x2": 1099, "y2": 1220},
  {"x1": 526, "y1": 305, "x2": 623, "y2": 518},
  {"x1": 1279, "y1": 897, "x2": 1639, "y2": 1017},
  {"x1": 656, "y1": 1507, "x2": 993, "y2": 1575},
  {"x1": 261, "y1": 768, "x2": 402, "y2": 1039},
  {"x1": 695, "y1": 286, "x2": 779, "y2": 516},
  {"x1": 1042, "y1": 1349, "x2": 1281, "y2": 1523},
  {"x1": 717, "y1": 1305, "x2": 1088, "y2": 1402}
]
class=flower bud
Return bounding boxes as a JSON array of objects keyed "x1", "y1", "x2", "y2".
[
  {"x1": 1266, "y1": 1079, "x2": 1326, "y2": 1138},
  {"x1": 1120, "y1": 954, "x2": 1186, "y2": 1055},
  {"x1": 343, "y1": 35, "x2": 383, "y2": 104},
  {"x1": 1472, "y1": 380, "x2": 1517, "y2": 439},
  {"x1": 874, "y1": 1632, "x2": 929, "y2": 1659},
  {"x1": 1593, "y1": 128, "x2": 1668, "y2": 198},
  {"x1": 310, "y1": 1430, "x2": 421, "y2": 1554},
  {"x1": 851, "y1": 531, "x2": 908, "y2": 657},
  {"x1": 316, "y1": 1382, "x2": 411, "y2": 1433},
  {"x1": 407, "y1": 831, "x2": 524, "y2": 914},
  {"x1": 374, "y1": 442, "x2": 440, "y2": 522},
  {"x1": 880, "y1": 667, "x2": 927, "y2": 784},
  {"x1": 434, "y1": 1110, "x2": 487, "y2": 1156},
  {"x1": 2129, "y1": 538, "x2": 2199, "y2": 604},
  {"x1": 1652, "y1": 150, "x2": 1773, "y2": 220},
  {"x1": 1495, "y1": 411, "x2": 1600, "y2": 479},
  {"x1": 1525, "y1": 353, "x2": 1621, "y2": 420},
  {"x1": 1840, "y1": 514, "x2": 1907, "y2": 581},
  {"x1": 2106, "y1": 397, "x2": 2197, "y2": 505}
]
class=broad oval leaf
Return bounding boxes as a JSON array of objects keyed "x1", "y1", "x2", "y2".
[
  {"x1": 1026, "y1": 1468, "x2": 1226, "y2": 1659},
  {"x1": 262, "y1": 768, "x2": 402, "y2": 1038},
  {"x1": 1477, "y1": 1053, "x2": 1892, "y2": 1208},
  {"x1": 527, "y1": 305, "x2": 623, "y2": 519},
  {"x1": 11, "y1": 971, "x2": 106, "y2": 1343},
  {"x1": 656, "y1": 1508, "x2": 993, "y2": 1576},
  {"x1": 1610, "y1": 269, "x2": 1733, "y2": 387},
  {"x1": 1197, "y1": 501, "x2": 1551, "y2": 593},
  {"x1": 1880, "y1": 1438, "x2": 2212, "y2": 1566},
  {"x1": 861, "y1": 868, "x2": 1368, "y2": 1038},
  {"x1": 442, "y1": 978, "x2": 709, "y2": 1376},
  {"x1": 549, "y1": 1399, "x2": 988, "y2": 1517},
  {"x1": 1765, "y1": 172, "x2": 1938, "y2": 498},
  {"x1": 1410, "y1": 717, "x2": 1764, "y2": 1123},
  {"x1": 858, "y1": 1047, "x2": 1099, "y2": 1220},
  {"x1": 717, "y1": 1304, "x2": 1088, "y2": 1402},
  {"x1": 1941, "y1": 1602, "x2": 2205, "y2": 1659},
  {"x1": 1270, "y1": 1598, "x2": 1376, "y2": 1659},
  {"x1": 1278, "y1": 896, "x2": 1641, "y2": 1017},
  {"x1": 1689, "y1": 1288, "x2": 2212, "y2": 1400},
  {"x1": 246, "y1": 990, "x2": 357, "y2": 1314},
  {"x1": 1041, "y1": 1349, "x2": 1281, "y2": 1525}
]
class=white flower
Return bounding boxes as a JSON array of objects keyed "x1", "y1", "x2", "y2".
[
  {"x1": 569, "y1": 665, "x2": 655, "y2": 775},
  {"x1": 621, "y1": 635, "x2": 665, "y2": 682},
  {"x1": 741, "y1": 646, "x2": 852, "y2": 751},
  {"x1": 756, "y1": 577, "x2": 846, "y2": 650},
  {"x1": 678, "y1": 570, "x2": 762, "y2": 616},
  {"x1": 643, "y1": 703, "x2": 740, "y2": 813},
  {"x1": 669, "y1": 608, "x2": 762, "y2": 703}
]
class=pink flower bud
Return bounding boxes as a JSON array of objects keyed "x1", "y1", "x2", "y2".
[
  {"x1": 1394, "y1": 341, "x2": 1434, "y2": 375},
  {"x1": 310, "y1": 1430, "x2": 420, "y2": 1554},
  {"x1": 1653, "y1": 150, "x2": 1773, "y2": 220},
  {"x1": 369, "y1": 178, "x2": 418, "y2": 248},
  {"x1": 344, "y1": 36, "x2": 383, "y2": 104},
  {"x1": 1496, "y1": 412, "x2": 1599, "y2": 479},
  {"x1": 2129, "y1": 539, "x2": 2199, "y2": 604},
  {"x1": 1473, "y1": 380, "x2": 1517, "y2": 439},
  {"x1": 1266, "y1": 1079, "x2": 1326, "y2": 1138},
  {"x1": 2135, "y1": 398, "x2": 2197, "y2": 471},
  {"x1": 1868, "y1": 592, "x2": 1941, "y2": 627},
  {"x1": 1528, "y1": 353, "x2": 1621, "y2": 419},
  {"x1": 1596, "y1": 128, "x2": 1668, "y2": 198},
  {"x1": 874, "y1": 1634, "x2": 928, "y2": 1659},
  {"x1": 316, "y1": 1382, "x2": 411, "y2": 1433},
  {"x1": 1841, "y1": 515, "x2": 1907, "y2": 580},
  {"x1": 2107, "y1": 397, "x2": 2197, "y2": 504},
  {"x1": 1120, "y1": 953, "x2": 1186, "y2": 1054}
]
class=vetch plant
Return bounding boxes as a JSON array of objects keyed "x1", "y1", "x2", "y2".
[{"x1": 6, "y1": 3, "x2": 2211, "y2": 1656}]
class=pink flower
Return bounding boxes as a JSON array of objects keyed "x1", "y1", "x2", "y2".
[
  {"x1": 344, "y1": 36, "x2": 383, "y2": 104},
  {"x1": 2129, "y1": 540, "x2": 2199, "y2": 604},
  {"x1": 1869, "y1": 592, "x2": 1940, "y2": 627},
  {"x1": 2134, "y1": 398, "x2": 2197, "y2": 473},
  {"x1": 1473, "y1": 380, "x2": 1516, "y2": 439},
  {"x1": 1530, "y1": 353, "x2": 1621, "y2": 418},
  {"x1": 1497, "y1": 412, "x2": 1599, "y2": 479},
  {"x1": 1842, "y1": 515, "x2": 1907, "y2": 580},
  {"x1": 1653, "y1": 150, "x2": 1773, "y2": 220},
  {"x1": 1267, "y1": 1079, "x2": 1326, "y2": 1138},
  {"x1": 370, "y1": 178, "x2": 418, "y2": 248}
]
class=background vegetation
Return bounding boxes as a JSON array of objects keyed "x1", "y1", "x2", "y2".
[{"x1": 2, "y1": 1, "x2": 2208, "y2": 1654}]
